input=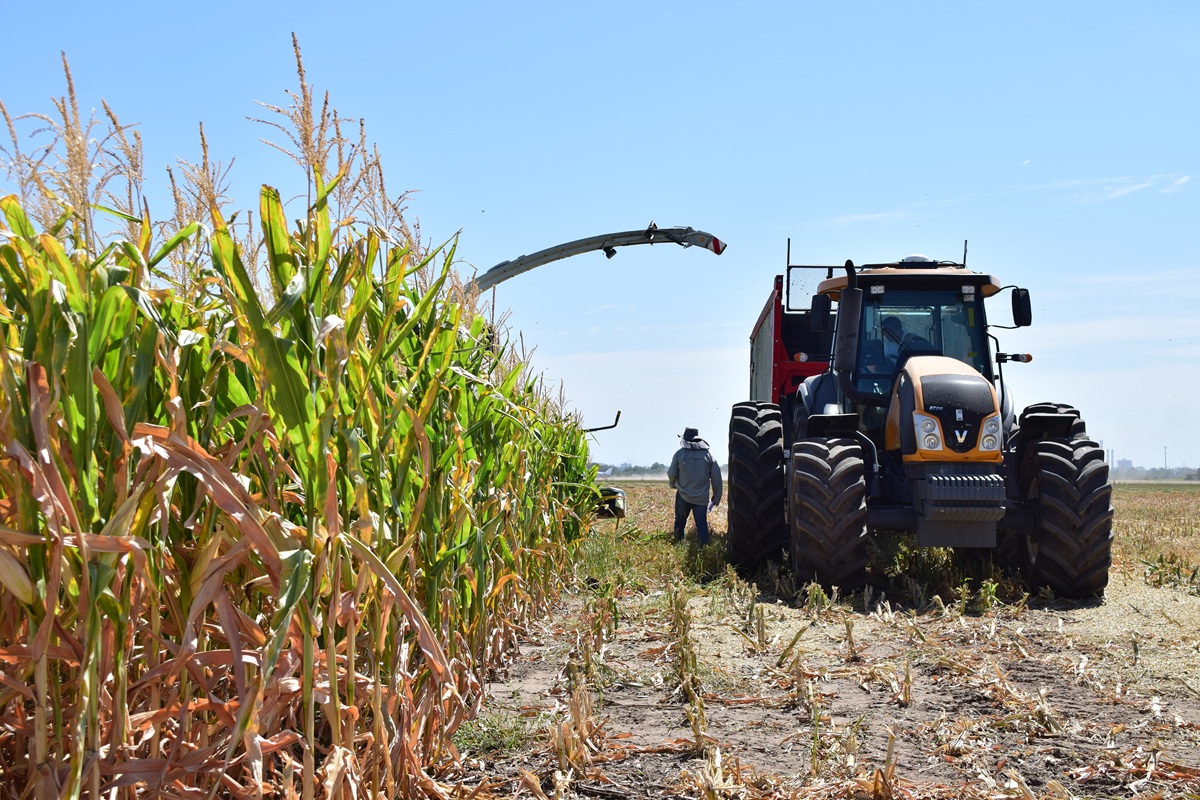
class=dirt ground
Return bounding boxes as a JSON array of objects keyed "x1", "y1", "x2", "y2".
[{"x1": 450, "y1": 559, "x2": 1200, "y2": 799}]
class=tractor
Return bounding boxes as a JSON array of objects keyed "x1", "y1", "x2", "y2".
[{"x1": 726, "y1": 255, "x2": 1113, "y2": 599}]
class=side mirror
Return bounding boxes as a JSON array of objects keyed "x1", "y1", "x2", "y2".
[
  {"x1": 810, "y1": 294, "x2": 832, "y2": 331},
  {"x1": 1011, "y1": 288, "x2": 1032, "y2": 327}
]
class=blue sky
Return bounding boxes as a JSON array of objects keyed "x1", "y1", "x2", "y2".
[{"x1": 3, "y1": 2, "x2": 1197, "y2": 469}]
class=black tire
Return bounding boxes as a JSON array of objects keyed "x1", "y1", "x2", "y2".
[
  {"x1": 1019, "y1": 403, "x2": 1087, "y2": 440},
  {"x1": 1023, "y1": 438, "x2": 1114, "y2": 598},
  {"x1": 726, "y1": 402, "x2": 787, "y2": 570},
  {"x1": 788, "y1": 437, "x2": 868, "y2": 592}
]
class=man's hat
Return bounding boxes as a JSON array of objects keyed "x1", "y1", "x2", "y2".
[{"x1": 681, "y1": 427, "x2": 700, "y2": 441}]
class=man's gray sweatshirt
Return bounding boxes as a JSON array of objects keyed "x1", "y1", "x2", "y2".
[{"x1": 668, "y1": 440, "x2": 722, "y2": 506}]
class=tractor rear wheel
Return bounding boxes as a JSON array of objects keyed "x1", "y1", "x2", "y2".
[
  {"x1": 788, "y1": 437, "x2": 868, "y2": 593},
  {"x1": 1023, "y1": 438, "x2": 1114, "y2": 598},
  {"x1": 726, "y1": 402, "x2": 786, "y2": 571},
  {"x1": 1019, "y1": 403, "x2": 1087, "y2": 440}
]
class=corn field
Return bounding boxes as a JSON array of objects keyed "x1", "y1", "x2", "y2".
[{"x1": 0, "y1": 51, "x2": 596, "y2": 799}]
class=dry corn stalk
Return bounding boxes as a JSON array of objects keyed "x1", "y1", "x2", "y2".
[{"x1": 0, "y1": 67, "x2": 596, "y2": 797}]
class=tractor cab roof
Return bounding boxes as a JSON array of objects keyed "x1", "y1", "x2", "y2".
[{"x1": 815, "y1": 261, "x2": 1003, "y2": 302}]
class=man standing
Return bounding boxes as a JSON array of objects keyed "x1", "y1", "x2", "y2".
[{"x1": 668, "y1": 427, "x2": 723, "y2": 545}]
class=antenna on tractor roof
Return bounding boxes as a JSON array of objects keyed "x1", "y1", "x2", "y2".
[{"x1": 963, "y1": 239, "x2": 968, "y2": 267}]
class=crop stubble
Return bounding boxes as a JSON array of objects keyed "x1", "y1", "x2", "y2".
[{"x1": 458, "y1": 481, "x2": 1200, "y2": 798}]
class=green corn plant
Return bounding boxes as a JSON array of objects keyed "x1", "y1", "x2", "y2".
[
  {"x1": 0, "y1": 181, "x2": 595, "y2": 799},
  {"x1": 0, "y1": 48, "x2": 602, "y2": 798}
]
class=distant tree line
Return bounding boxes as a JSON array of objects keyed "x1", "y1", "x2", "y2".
[
  {"x1": 592, "y1": 462, "x2": 1199, "y2": 481},
  {"x1": 592, "y1": 462, "x2": 730, "y2": 478},
  {"x1": 592, "y1": 463, "x2": 1196, "y2": 481},
  {"x1": 1112, "y1": 465, "x2": 1200, "y2": 482},
  {"x1": 593, "y1": 462, "x2": 668, "y2": 477}
]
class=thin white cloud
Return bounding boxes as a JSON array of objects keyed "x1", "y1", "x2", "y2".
[
  {"x1": 585, "y1": 303, "x2": 627, "y2": 316},
  {"x1": 1017, "y1": 313, "x2": 1200, "y2": 354},
  {"x1": 1018, "y1": 174, "x2": 1188, "y2": 203},
  {"x1": 803, "y1": 173, "x2": 1187, "y2": 229},
  {"x1": 1065, "y1": 270, "x2": 1197, "y2": 290},
  {"x1": 557, "y1": 320, "x2": 726, "y2": 341},
  {"x1": 1034, "y1": 268, "x2": 1200, "y2": 302},
  {"x1": 1031, "y1": 177, "x2": 1126, "y2": 190},
  {"x1": 1100, "y1": 179, "x2": 1156, "y2": 200},
  {"x1": 821, "y1": 210, "x2": 909, "y2": 228}
]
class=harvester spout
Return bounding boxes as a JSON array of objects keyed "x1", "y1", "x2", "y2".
[{"x1": 472, "y1": 223, "x2": 727, "y2": 291}]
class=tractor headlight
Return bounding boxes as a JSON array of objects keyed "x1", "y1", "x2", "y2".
[
  {"x1": 914, "y1": 413, "x2": 942, "y2": 451},
  {"x1": 979, "y1": 415, "x2": 1002, "y2": 451}
]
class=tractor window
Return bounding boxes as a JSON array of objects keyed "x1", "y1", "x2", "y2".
[{"x1": 855, "y1": 288, "x2": 991, "y2": 393}]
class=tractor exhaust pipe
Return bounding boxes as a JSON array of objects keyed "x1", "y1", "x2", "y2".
[{"x1": 832, "y1": 261, "x2": 887, "y2": 408}]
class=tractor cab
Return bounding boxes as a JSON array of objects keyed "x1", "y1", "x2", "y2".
[
  {"x1": 815, "y1": 263, "x2": 1010, "y2": 462},
  {"x1": 853, "y1": 285, "x2": 993, "y2": 397}
]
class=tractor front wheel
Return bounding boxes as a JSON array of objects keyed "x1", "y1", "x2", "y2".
[
  {"x1": 1023, "y1": 438, "x2": 1114, "y2": 598},
  {"x1": 788, "y1": 437, "x2": 868, "y2": 593}
]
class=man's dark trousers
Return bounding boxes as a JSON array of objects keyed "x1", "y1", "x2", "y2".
[{"x1": 673, "y1": 492, "x2": 710, "y2": 545}]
